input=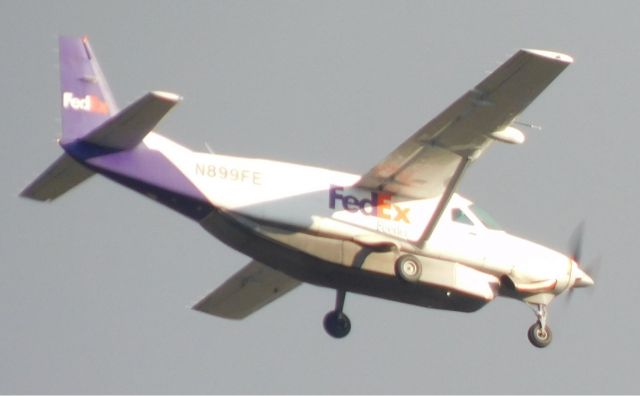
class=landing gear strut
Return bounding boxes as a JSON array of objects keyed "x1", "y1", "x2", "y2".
[
  {"x1": 527, "y1": 304, "x2": 552, "y2": 348},
  {"x1": 323, "y1": 290, "x2": 351, "y2": 338}
]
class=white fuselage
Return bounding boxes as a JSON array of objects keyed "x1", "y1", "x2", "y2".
[{"x1": 144, "y1": 132, "x2": 576, "y2": 302}]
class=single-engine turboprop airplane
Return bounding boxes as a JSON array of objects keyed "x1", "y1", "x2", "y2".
[{"x1": 22, "y1": 36, "x2": 594, "y2": 348}]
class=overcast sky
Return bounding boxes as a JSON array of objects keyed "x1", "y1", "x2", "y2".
[{"x1": 2, "y1": 1, "x2": 639, "y2": 393}]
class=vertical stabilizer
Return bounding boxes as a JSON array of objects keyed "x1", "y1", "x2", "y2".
[
  {"x1": 22, "y1": 36, "x2": 185, "y2": 202},
  {"x1": 59, "y1": 36, "x2": 118, "y2": 144}
]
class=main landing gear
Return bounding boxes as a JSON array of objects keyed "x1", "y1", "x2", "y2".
[
  {"x1": 323, "y1": 289, "x2": 351, "y2": 338},
  {"x1": 322, "y1": 255, "x2": 422, "y2": 339},
  {"x1": 527, "y1": 303, "x2": 552, "y2": 348}
]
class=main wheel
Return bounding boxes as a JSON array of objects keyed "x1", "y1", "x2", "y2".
[
  {"x1": 528, "y1": 322, "x2": 553, "y2": 348},
  {"x1": 323, "y1": 311, "x2": 351, "y2": 339},
  {"x1": 395, "y1": 254, "x2": 422, "y2": 282}
]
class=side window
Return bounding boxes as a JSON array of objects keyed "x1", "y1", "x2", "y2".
[{"x1": 451, "y1": 208, "x2": 474, "y2": 226}]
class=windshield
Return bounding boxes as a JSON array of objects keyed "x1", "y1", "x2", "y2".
[{"x1": 469, "y1": 204, "x2": 502, "y2": 230}]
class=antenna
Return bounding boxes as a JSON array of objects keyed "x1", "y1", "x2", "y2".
[{"x1": 513, "y1": 120, "x2": 543, "y2": 131}]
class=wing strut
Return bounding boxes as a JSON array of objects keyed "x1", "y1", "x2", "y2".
[{"x1": 415, "y1": 156, "x2": 470, "y2": 246}]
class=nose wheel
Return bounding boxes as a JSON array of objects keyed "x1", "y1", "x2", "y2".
[
  {"x1": 527, "y1": 303, "x2": 552, "y2": 348},
  {"x1": 528, "y1": 321, "x2": 552, "y2": 348},
  {"x1": 324, "y1": 290, "x2": 351, "y2": 339}
]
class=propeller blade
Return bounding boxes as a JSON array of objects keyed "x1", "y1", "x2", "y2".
[
  {"x1": 562, "y1": 221, "x2": 595, "y2": 306},
  {"x1": 583, "y1": 255, "x2": 601, "y2": 295},
  {"x1": 569, "y1": 221, "x2": 585, "y2": 264},
  {"x1": 566, "y1": 287, "x2": 575, "y2": 303},
  {"x1": 584, "y1": 255, "x2": 602, "y2": 280}
]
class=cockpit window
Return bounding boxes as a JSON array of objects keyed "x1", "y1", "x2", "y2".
[
  {"x1": 469, "y1": 204, "x2": 502, "y2": 230},
  {"x1": 451, "y1": 208, "x2": 474, "y2": 226}
]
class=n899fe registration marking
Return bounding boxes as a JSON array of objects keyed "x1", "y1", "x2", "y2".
[{"x1": 195, "y1": 163, "x2": 262, "y2": 185}]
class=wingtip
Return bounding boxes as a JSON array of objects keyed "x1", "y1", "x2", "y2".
[
  {"x1": 151, "y1": 91, "x2": 183, "y2": 103},
  {"x1": 523, "y1": 49, "x2": 574, "y2": 64}
]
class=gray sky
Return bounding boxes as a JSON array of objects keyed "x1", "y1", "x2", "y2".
[{"x1": 2, "y1": 1, "x2": 638, "y2": 393}]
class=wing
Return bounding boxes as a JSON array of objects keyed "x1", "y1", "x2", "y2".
[
  {"x1": 356, "y1": 49, "x2": 572, "y2": 242},
  {"x1": 357, "y1": 49, "x2": 572, "y2": 197},
  {"x1": 192, "y1": 260, "x2": 301, "y2": 319}
]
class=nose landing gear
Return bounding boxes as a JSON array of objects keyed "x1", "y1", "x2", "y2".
[
  {"x1": 527, "y1": 303, "x2": 552, "y2": 348},
  {"x1": 528, "y1": 322, "x2": 552, "y2": 348}
]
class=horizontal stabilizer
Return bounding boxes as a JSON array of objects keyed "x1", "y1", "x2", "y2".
[
  {"x1": 83, "y1": 91, "x2": 181, "y2": 150},
  {"x1": 193, "y1": 260, "x2": 300, "y2": 320},
  {"x1": 20, "y1": 153, "x2": 95, "y2": 201}
]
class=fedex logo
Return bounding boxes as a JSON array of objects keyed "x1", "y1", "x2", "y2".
[
  {"x1": 329, "y1": 185, "x2": 410, "y2": 224},
  {"x1": 62, "y1": 92, "x2": 109, "y2": 114}
]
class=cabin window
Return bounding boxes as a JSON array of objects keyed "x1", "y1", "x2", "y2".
[{"x1": 451, "y1": 208, "x2": 474, "y2": 226}]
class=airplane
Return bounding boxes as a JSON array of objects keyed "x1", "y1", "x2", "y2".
[{"x1": 21, "y1": 36, "x2": 594, "y2": 348}]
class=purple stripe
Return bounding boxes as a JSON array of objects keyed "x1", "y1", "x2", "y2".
[{"x1": 64, "y1": 141, "x2": 211, "y2": 219}]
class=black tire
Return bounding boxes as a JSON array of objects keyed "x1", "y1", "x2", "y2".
[
  {"x1": 528, "y1": 322, "x2": 553, "y2": 348},
  {"x1": 395, "y1": 254, "x2": 422, "y2": 283},
  {"x1": 323, "y1": 311, "x2": 351, "y2": 339}
]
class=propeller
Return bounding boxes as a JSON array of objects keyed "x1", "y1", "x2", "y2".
[
  {"x1": 564, "y1": 222, "x2": 597, "y2": 302},
  {"x1": 583, "y1": 255, "x2": 601, "y2": 281}
]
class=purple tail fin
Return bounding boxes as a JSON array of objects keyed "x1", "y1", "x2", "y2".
[
  {"x1": 22, "y1": 36, "x2": 185, "y2": 202},
  {"x1": 59, "y1": 36, "x2": 118, "y2": 145},
  {"x1": 21, "y1": 36, "x2": 118, "y2": 201}
]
